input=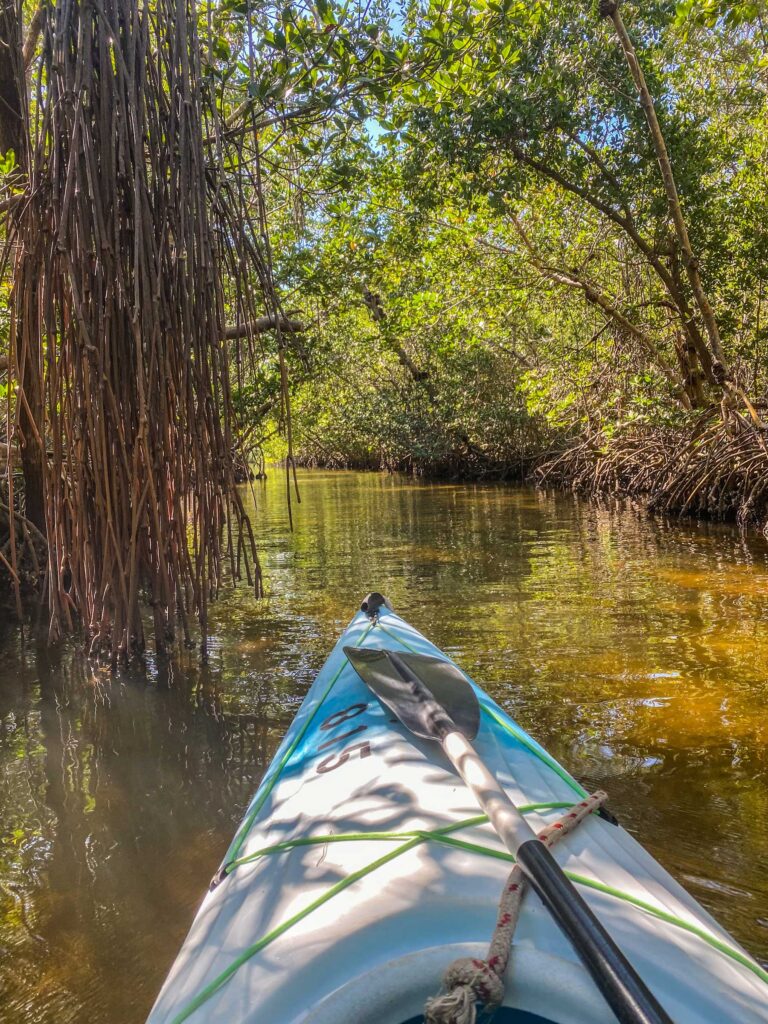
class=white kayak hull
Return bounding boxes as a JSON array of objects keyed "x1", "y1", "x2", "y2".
[{"x1": 148, "y1": 604, "x2": 768, "y2": 1023}]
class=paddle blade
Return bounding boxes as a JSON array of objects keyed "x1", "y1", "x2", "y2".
[{"x1": 344, "y1": 647, "x2": 480, "y2": 741}]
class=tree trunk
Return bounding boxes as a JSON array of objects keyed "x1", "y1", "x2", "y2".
[
  {"x1": 602, "y1": 0, "x2": 728, "y2": 374},
  {"x1": 673, "y1": 331, "x2": 706, "y2": 409},
  {"x1": 0, "y1": 1, "x2": 23, "y2": 158},
  {"x1": 14, "y1": 268, "x2": 46, "y2": 530}
]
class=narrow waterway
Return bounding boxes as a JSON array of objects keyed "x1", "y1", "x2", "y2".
[{"x1": 1, "y1": 470, "x2": 767, "y2": 1023}]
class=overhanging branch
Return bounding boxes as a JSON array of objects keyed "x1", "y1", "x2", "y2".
[{"x1": 223, "y1": 315, "x2": 306, "y2": 340}]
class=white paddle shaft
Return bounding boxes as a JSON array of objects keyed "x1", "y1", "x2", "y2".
[{"x1": 442, "y1": 729, "x2": 538, "y2": 854}]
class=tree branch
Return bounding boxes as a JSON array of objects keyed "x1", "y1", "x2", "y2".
[
  {"x1": 506, "y1": 140, "x2": 673, "y2": 292},
  {"x1": 0, "y1": 193, "x2": 23, "y2": 213},
  {"x1": 362, "y1": 287, "x2": 434, "y2": 394},
  {"x1": 504, "y1": 138, "x2": 715, "y2": 383},
  {"x1": 559, "y1": 127, "x2": 628, "y2": 209},
  {"x1": 223, "y1": 315, "x2": 305, "y2": 340},
  {"x1": 510, "y1": 214, "x2": 691, "y2": 408}
]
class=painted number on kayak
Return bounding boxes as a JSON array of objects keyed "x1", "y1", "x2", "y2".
[
  {"x1": 316, "y1": 742, "x2": 371, "y2": 774},
  {"x1": 320, "y1": 703, "x2": 368, "y2": 730},
  {"x1": 316, "y1": 703, "x2": 371, "y2": 773}
]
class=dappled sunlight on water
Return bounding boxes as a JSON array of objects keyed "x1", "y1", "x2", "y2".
[{"x1": 1, "y1": 470, "x2": 768, "y2": 1022}]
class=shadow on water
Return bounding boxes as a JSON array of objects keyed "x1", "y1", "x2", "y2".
[{"x1": 1, "y1": 470, "x2": 768, "y2": 1022}]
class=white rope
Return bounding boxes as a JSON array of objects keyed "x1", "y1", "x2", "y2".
[{"x1": 424, "y1": 791, "x2": 609, "y2": 1024}]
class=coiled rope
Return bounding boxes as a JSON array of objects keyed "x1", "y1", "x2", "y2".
[{"x1": 424, "y1": 790, "x2": 609, "y2": 1024}]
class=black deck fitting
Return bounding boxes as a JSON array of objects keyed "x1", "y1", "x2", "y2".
[{"x1": 361, "y1": 592, "x2": 391, "y2": 618}]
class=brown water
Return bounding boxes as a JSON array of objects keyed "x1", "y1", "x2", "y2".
[{"x1": 1, "y1": 470, "x2": 768, "y2": 1023}]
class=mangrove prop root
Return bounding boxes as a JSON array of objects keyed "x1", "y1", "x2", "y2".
[
  {"x1": 3, "y1": 0, "x2": 275, "y2": 657},
  {"x1": 0, "y1": 501, "x2": 47, "y2": 602},
  {"x1": 535, "y1": 417, "x2": 768, "y2": 534}
]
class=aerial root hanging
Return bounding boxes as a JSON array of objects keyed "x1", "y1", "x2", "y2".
[
  {"x1": 2, "y1": 0, "x2": 276, "y2": 656},
  {"x1": 0, "y1": 500, "x2": 47, "y2": 604}
]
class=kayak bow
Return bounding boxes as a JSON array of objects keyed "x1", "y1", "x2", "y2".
[{"x1": 148, "y1": 597, "x2": 768, "y2": 1024}]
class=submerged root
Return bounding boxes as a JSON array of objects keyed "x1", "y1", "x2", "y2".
[{"x1": 535, "y1": 416, "x2": 768, "y2": 534}]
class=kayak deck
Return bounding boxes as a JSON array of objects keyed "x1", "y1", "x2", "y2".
[{"x1": 148, "y1": 605, "x2": 768, "y2": 1024}]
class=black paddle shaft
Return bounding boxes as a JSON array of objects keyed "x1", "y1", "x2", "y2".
[
  {"x1": 345, "y1": 643, "x2": 674, "y2": 1024},
  {"x1": 517, "y1": 840, "x2": 673, "y2": 1024}
]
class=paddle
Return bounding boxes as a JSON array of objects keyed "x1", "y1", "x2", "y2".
[{"x1": 344, "y1": 646, "x2": 673, "y2": 1024}]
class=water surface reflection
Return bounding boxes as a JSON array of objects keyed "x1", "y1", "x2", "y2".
[{"x1": 1, "y1": 471, "x2": 767, "y2": 1022}]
